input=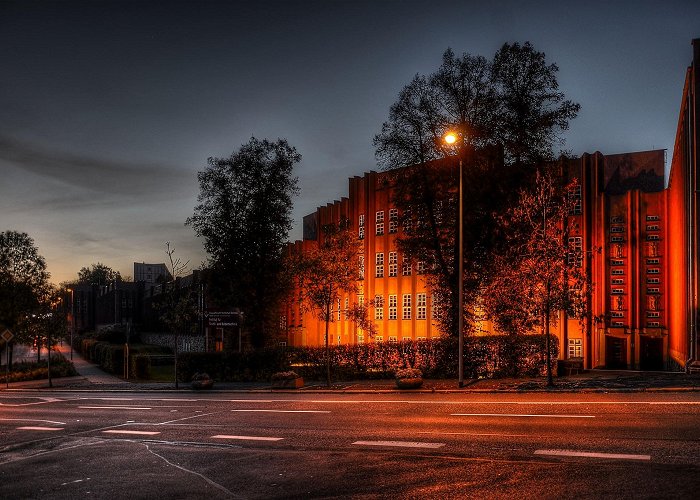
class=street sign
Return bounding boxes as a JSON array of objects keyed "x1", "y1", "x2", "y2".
[
  {"x1": 204, "y1": 311, "x2": 239, "y2": 328},
  {"x1": 1, "y1": 329, "x2": 14, "y2": 343}
]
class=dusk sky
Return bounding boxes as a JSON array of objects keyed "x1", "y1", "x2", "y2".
[{"x1": 1, "y1": 0, "x2": 698, "y2": 285}]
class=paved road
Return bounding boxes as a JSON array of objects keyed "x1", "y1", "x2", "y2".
[{"x1": 1, "y1": 390, "x2": 699, "y2": 498}]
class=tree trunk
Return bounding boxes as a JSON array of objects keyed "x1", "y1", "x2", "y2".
[
  {"x1": 325, "y1": 301, "x2": 331, "y2": 388},
  {"x1": 174, "y1": 329, "x2": 179, "y2": 390}
]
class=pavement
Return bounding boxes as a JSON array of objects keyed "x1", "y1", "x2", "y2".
[{"x1": 3, "y1": 343, "x2": 700, "y2": 393}]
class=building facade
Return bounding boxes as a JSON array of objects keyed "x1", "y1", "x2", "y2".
[{"x1": 283, "y1": 39, "x2": 700, "y2": 372}]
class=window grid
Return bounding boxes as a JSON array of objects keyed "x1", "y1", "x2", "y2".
[
  {"x1": 375, "y1": 252, "x2": 384, "y2": 278},
  {"x1": 402, "y1": 294, "x2": 412, "y2": 320},
  {"x1": 389, "y1": 294, "x2": 397, "y2": 320},
  {"x1": 389, "y1": 208, "x2": 398, "y2": 234},
  {"x1": 417, "y1": 293, "x2": 427, "y2": 320},
  {"x1": 402, "y1": 258, "x2": 412, "y2": 276},
  {"x1": 374, "y1": 294, "x2": 384, "y2": 320},
  {"x1": 376, "y1": 211, "x2": 384, "y2": 236},
  {"x1": 388, "y1": 251, "x2": 398, "y2": 277},
  {"x1": 358, "y1": 214, "x2": 365, "y2": 240}
]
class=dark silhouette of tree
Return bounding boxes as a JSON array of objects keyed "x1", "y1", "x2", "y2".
[
  {"x1": 187, "y1": 137, "x2": 300, "y2": 349},
  {"x1": 77, "y1": 262, "x2": 122, "y2": 286},
  {"x1": 0, "y1": 231, "x2": 50, "y2": 366},
  {"x1": 291, "y1": 220, "x2": 366, "y2": 387},
  {"x1": 484, "y1": 170, "x2": 592, "y2": 385},
  {"x1": 373, "y1": 42, "x2": 579, "y2": 339}
]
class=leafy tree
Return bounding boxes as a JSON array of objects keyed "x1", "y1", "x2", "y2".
[
  {"x1": 373, "y1": 42, "x2": 579, "y2": 338},
  {"x1": 77, "y1": 262, "x2": 122, "y2": 285},
  {"x1": 483, "y1": 170, "x2": 591, "y2": 385},
  {"x1": 291, "y1": 220, "x2": 366, "y2": 387},
  {"x1": 0, "y1": 231, "x2": 50, "y2": 366},
  {"x1": 187, "y1": 137, "x2": 300, "y2": 349}
]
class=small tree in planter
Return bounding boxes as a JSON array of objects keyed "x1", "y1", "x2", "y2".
[{"x1": 395, "y1": 367, "x2": 423, "y2": 389}]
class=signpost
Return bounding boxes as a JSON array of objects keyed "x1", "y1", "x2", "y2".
[
  {"x1": 204, "y1": 310, "x2": 241, "y2": 352},
  {"x1": 1, "y1": 329, "x2": 14, "y2": 389}
]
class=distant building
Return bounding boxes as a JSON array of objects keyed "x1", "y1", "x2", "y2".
[{"x1": 134, "y1": 262, "x2": 171, "y2": 285}]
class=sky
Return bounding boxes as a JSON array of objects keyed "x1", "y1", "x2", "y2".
[{"x1": 1, "y1": 0, "x2": 698, "y2": 285}]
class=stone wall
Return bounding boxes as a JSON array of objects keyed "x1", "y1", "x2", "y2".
[{"x1": 140, "y1": 333, "x2": 206, "y2": 353}]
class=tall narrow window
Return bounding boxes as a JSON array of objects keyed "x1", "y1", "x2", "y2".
[
  {"x1": 569, "y1": 185, "x2": 582, "y2": 215},
  {"x1": 358, "y1": 255, "x2": 365, "y2": 280},
  {"x1": 389, "y1": 294, "x2": 397, "y2": 320},
  {"x1": 389, "y1": 208, "x2": 398, "y2": 234},
  {"x1": 374, "y1": 295, "x2": 384, "y2": 320},
  {"x1": 388, "y1": 251, "x2": 398, "y2": 277},
  {"x1": 402, "y1": 294, "x2": 411, "y2": 319},
  {"x1": 375, "y1": 252, "x2": 384, "y2": 278},
  {"x1": 402, "y1": 257, "x2": 412, "y2": 276},
  {"x1": 568, "y1": 237, "x2": 583, "y2": 267},
  {"x1": 376, "y1": 211, "x2": 384, "y2": 236},
  {"x1": 417, "y1": 293, "x2": 427, "y2": 320},
  {"x1": 358, "y1": 214, "x2": 365, "y2": 240}
]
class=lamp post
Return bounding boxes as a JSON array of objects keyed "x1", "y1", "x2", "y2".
[{"x1": 444, "y1": 132, "x2": 464, "y2": 388}]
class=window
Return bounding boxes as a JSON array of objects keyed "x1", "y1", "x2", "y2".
[
  {"x1": 568, "y1": 338, "x2": 582, "y2": 358},
  {"x1": 647, "y1": 234, "x2": 660, "y2": 241},
  {"x1": 647, "y1": 321, "x2": 660, "y2": 328},
  {"x1": 647, "y1": 277, "x2": 661, "y2": 284},
  {"x1": 612, "y1": 278, "x2": 624, "y2": 285},
  {"x1": 569, "y1": 185, "x2": 582, "y2": 215},
  {"x1": 612, "y1": 321, "x2": 625, "y2": 327},
  {"x1": 402, "y1": 336, "x2": 412, "y2": 342},
  {"x1": 358, "y1": 255, "x2": 365, "y2": 280},
  {"x1": 610, "y1": 226, "x2": 624, "y2": 233},
  {"x1": 647, "y1": 311, "x2": 660, "y2": 318},
  {"x1": 402, "y1": 294, "x2": 411, "y2": 319},
  {"x1": 374, "y1": 295, "x2": 384, "y2": 320},
  {"x1": 389, "y1": 208, "x2": 398, "y2": 234},
  {"x1": 611, "y1": 216, "x2": 624, "y2": 224},
  {"x1": 611, "y1": 311, "x2": 624, "y2": 318},
  {"x1": 416, "y1": 260, "x2": 426, "y2": 274},
  {"x1": 388, "y1": 336, "x2": 398, "y2": 344},
  {"x1": 416, "y1": 336, "x2": 427, "y2": 341},
  {"x1": 375, "y1": 335, "x2": 383, "y2": 342},
  {"x1": 402, "y1": 257, "x2": 412, "y2": 276},
  {"x1": 389, "y1": 294, "x2": 397, "y2": 320},
  {"x1": 611, "y1": 269, "x2": 624, "y2": 275},
  {"x1": 646, "y1": 225, "x2": 660, "y2": 232},
  {"x1": 647, "y1": 268, "x2": 660, "y2": 274},
  {"x1": 568, "y1": 237, "x2": 582, "y2": 267},
  {"x1": 611, "y1": 259, "x2": 624, "y2": 266},
  {"x1": 358, "y1": 214, "x2": 365, "y2": 239},
  {"x1": 388, "y1": 251, "x2": 398, "y2": 277},
  {"x1": 417, "y1": 293, "x2": 427, "y2": 320},
  {"x1": 376, "y1": 211, "x2": 384, "y2": 236},
  {"x1": 646, "y1": 215, "x2": 660, "y2": 221},
  {"x1": 611, "y1": 236, "x2": 624, "y2": 243},
  {"x1": 357, "y1": 334, "x2": 364, "y2": 344},
  {"x1": 647, "y1": 258, "x2": 660, "y2": 265},
  {"x1": 375, "y1": 252, "x2": 384, "y2": 278},
  {"x1": 647, "y1": 287, "x2": 660, "y2": 294},
  {"x1": 337, "y1": 298, "x2": 341, "y2": 321},
  {"x1": 611, "y1": 288, "x2": 624, "y2": 295},
  {"x1": 403, "y1": 208, "x2": 412, "y2": 232}
]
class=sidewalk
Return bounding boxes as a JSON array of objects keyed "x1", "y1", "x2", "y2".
[{"x1": 4, "y1": 345, "x2": 700, "y2": 392}]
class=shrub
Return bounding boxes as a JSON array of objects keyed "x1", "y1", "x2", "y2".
[{"x1": 395, "y1": 367, "x2": 422, "y2": 380}]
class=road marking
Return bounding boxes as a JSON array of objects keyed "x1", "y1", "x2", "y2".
[
  {"x1": 1, "y1": 418, "x2": 66, "y2": 425},
  {"x1": 231, "y1": 409, "x2": 330, "y2": 413},
  {"x1": 17, "y1": 426, "x2": 64, "y2": 431},
  {"x1": 451, "y1": 413, "x2": 594, "y2": 418},
  {"x1": 535, "y1": 449, "x2": 651, "y2": 461},
  {"x1": 353, "y1": 440, "x2": 445, "y2": 449},
  {"x1": 102, "y1": 430, "x2": 161, "y2": 436},
  {"x1": 79, "y1": 406, "x2": 152, "y2": 410},
  {"x1": 418, "y1": 431, "x2": 529, "y2": 437},
  {"x1": 211, "y1": 435, "x2": 284, "y2": 441}
]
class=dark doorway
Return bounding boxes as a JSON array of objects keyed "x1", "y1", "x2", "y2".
[
  {"x1": 640, "y1": 337, "x2": 664, "y2": 370},
  {"x1": 605, "y1": 337, "x2": 627, "y2": 369}
]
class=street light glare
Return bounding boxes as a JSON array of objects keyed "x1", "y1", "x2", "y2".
[{"x1": 444, "y1": 133, "x2": 457, "y2": 144}]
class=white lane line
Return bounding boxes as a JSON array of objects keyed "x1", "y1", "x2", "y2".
[
  {"x1": 535, "y1": 449, "x2": 651, "y2": 461},
  {"x1": 79, "y1": 406, "x2": 152, "y2": 410},
  {"x1": 1, "y1": 418, "x2": 66, "y2": 425},
  {"x1": 212, "y1": 435, "x2": 284, "y2": 441},
  {"x1": 231, "y1": 409, "x2": 330, "y2": 413},
  {"x1": 102, "y1": 430, "x2": 161, "y2": 436},
  {"x1": 17, "y1": 426, "x2": 64, "y2": 431},
  {"x1": 418, "y1": 431, "x2": 529, "y2": 437},
  {"x1": 451, "y1": 413, "x2": 594, "y2": 418},
  {"x1": 353, "y1": 440, "x2": 445, "y2": 449}
]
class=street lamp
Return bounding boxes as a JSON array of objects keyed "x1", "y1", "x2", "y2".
[{"x1": 444, "y1": 132, "x2": 464, "y2": 388}]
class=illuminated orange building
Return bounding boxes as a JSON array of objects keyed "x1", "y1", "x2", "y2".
[{"x1": 284, "y1": 38, "x2": 700, "y2": 372}]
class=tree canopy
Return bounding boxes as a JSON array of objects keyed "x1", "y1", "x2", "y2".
[
  {"x1": 187, "y1": 137, "x2": 300, "y2": 348},
  {"x1": 77, "y1": 262, "x2": 122, "y2": 285},
  {"x1": 373, "y1": 42, "x2": 580, "y2": 338}
]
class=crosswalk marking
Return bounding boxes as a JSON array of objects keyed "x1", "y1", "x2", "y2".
[
  {"x1": 211, "y1": 435, "x2": 284, "y2": 441},
  {"x1": 102, "y1": 430, "x2": 161, "y2": 436},
  {"x1": 535, "y1": 449, "x2": 651, "y2": 461},
  {"x1": 17, "y1": 426, "x2": 63, "y2": 431}
]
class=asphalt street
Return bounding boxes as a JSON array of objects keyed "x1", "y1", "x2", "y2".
[{"x1": 1, "y1": 390, "x2": 699, "y2": 499}]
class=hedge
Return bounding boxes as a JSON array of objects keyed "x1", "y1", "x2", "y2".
[{"x1": 177, "y1": 335, "x2": 558, "y2": 382}]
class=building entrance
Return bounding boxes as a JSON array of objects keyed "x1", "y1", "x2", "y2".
[
  {"x1": 640, "y1": 337, "x2": 664, "y2": 371},
  {"x1": 605, "y1": 337, "x2": 627, "y2": 369}
]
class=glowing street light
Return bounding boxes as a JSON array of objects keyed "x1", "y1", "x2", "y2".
[{"x1": 444, "y1": 131, "x2": 464, "y2": 388}]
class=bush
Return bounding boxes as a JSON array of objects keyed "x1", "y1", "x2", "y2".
[{"x1": 0, "y1": 354, "x2": 78, "y2": 383}]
